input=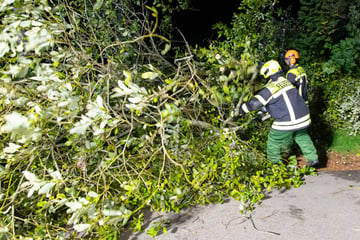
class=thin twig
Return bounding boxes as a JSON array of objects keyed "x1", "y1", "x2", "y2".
[{"x1": 247, "y1": 214, "x2": 281, "y2": 236}]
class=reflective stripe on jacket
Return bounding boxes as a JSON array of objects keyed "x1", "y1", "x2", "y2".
[
  {"x1": 241, "y1": 73, "x2": 311, "y2": 131},
  {"x1": 286, "y1": 64, "x2": 308, "y2": 102}
]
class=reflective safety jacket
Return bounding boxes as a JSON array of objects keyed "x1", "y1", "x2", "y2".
[
  {"x1": 240, "y1": 73, "x2": 311, "y2": 131},
  {"x1": 286, "y1": 64, "x2": 308, "y2": 103}
]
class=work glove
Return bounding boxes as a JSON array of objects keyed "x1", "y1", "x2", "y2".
[
  {"x1": 257, "y1": 111, "x2": 270, "y2": 121},
  {"x1": 257, "y1": 106, "x2": 270, "y2": 121}
]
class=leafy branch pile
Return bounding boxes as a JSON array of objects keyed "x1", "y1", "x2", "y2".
[{"x1": 0, "y1": 0, "x2": 312, "y2": 239}]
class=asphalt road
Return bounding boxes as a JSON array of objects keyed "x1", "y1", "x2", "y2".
[{"x1": 125, "y1": 171, "x2": 360, "y2": 240}]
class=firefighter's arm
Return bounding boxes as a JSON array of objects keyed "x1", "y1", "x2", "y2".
[
  {"x1": 230, "y1": 98, "x2": 261, "y2": 118},
  {"x1": 231, "y1": 88, "x2": 270, "y2": 118},
  {"x1": 239, "y1": 97, "x2": 263, "y2": 115},
  {"x1": 286, "y1": 71, "x2": 299, "y2": 87},
  {"x1": 241, "y1": 87, "x2": 271, "y2": 114}
]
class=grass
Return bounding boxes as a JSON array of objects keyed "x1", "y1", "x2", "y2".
[{"x1": 328, "y1": 129, "x2": 360, "y2": 154}]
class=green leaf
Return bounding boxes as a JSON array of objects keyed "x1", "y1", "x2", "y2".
[
  {"x1": 102, "y1": 209, "x2": 122, "y2": 216},
  {"x1": 161, "y1": 43, "x2": 171, "y2": 55},
  {"x1": 25, "y1": 27, "x2": 52, "y2": 54},
  {"x1": 0, "y1": 42, "x2": 10, "y2": 57},
  {"x1": 65, "y1": 201, "x2": 83, "y2": 213},
  {"x1": 38, "y1": 182, "x2": 55, "y2": 195},
  {"x1": 1, "y1": 0, "x2": 15, "y2": 9},
  {"x1": 93, "y1": 0, "x2": 104, "y2": 10},
  {"x1": 223, "y1": 85, "x2": 230, "y2": 95},
  {"x1": 123, "y1": 70, "x2": 132, "y2": 86},
  {"x1": 141, "y1": 72, "x2": 159, "y2": 79},
  {"x1": 0, "y1": 112, "x2": 30, "y2": 133},
  {"x1": 49, "y1": 170, "x2": 63, "y2": 180},
  {"x1": 88, "y1": 191, "x2": 99, "y2": 198},
  {"x1": 23, "y1": 171, "x2": 41, "y2": 185},
  {"x1": 3, "y1": 143, "x2": 21, "y2": 153},
  {"x1": 69, "y1": 116, "x2": 92, "y2": 135}
]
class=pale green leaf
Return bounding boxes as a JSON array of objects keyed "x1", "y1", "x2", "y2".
[
  {"x1": 23, "y1": 171, "x2": 40, "y2": 184},
  {"x1": 123, "y1": 70, "x2": 131, "y2": 85},
  {"x1": 88, "y1": 204, "x2": 97, "y2": 219},
  {"x1": 141, "y1": 72, "x2": 158, "y2": 79},
  {"x1": 99, "y1": 119, "x2": 108, "y2": 129},
  {"x1": 96, "y1": 95, "x2": 104, "y2": 108},
  {"x1": 79, "y1": 197, "x2": 89, "y2": 205},
  {"x1": 102, "y1": 209, "x2": 123, "y2": 216},
  {"x1": 31, "y1": 20, "x2": 43, "y2": 27},
  {"x1": 128, "y1": 96, "x2": 143, "y2": 103},
  {"x1": 74, "y1": 223, "x2": 91, "y2": 232},
  {"x1": 25, "y1": 27, "x2": 51, "y2": 54},
  {"x1": 0, "y1": 226, "x2": 9, "y2": 233},
  {"x1": 66, "y1": 201, "x2": 83, "y2": 213},
  {"x1": 0, "y1": 42, "x2": 9, "y2": 58},
  {"x1": 68, "y1": 211, "x2": 82, "y2": 225},
  {"x1": 69, "y1": 116, "x2": 92, "y2": 135},
  {"x1": 161, "y1": 43, "x2": 171, "y2": 55},
  {"x1": 22, "y1": 171, "x2": 45, "y2": 197},
  {"x1": 219, "y1": 75, "x2": 228, "y2": 82},
  {"x1": 86, "y1": 101, "x2": 105, "y2": 118},
  {"x1": 93, "y1": 127, "x2": 104, "y2": 136},
  {"x1": 38, "y1": 182, "x2": 55, "y2": 194},
  {"x1": 20, "y1": 20, "x2": 31, "y2": 28},
  {"x1": 93, "y1": 0, "x2": 104, "y2": 10},
  {"x1": 0, "y1": 0, "x2": 15, "y2": 8},
  {"x1": 115, "y1": 80, "x2": 132, "y2": 95},
  {"x1": 49, "y1": 170, "x2": 63, "y2": 180},
  {"x1": 3, "y1": 143, "x2": 21, "y2": 153},
  {"x1": 28, "y1": 186, "x2": 37, "y2": 198},
  {"x1": 88, "y1": 191, "x2": 98, "y2": 198},
  {"x1": 58, "y1": 101, "x2": 69, "y2": 107},
  {"x1": 0, "y1": 112, "x2": 30, "y2": 133},
  {"x1": 6, "y1": 64, "x2": 27, "y2": 78}
]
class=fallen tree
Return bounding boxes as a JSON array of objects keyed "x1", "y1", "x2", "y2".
[{"x1": 0, "y1": 1, "x2": 312, "y2": 238}]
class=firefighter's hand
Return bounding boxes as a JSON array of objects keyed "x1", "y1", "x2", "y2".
[
  {"x1": 257, "y1": 110, "x2": 270, "y2": 121},
  {"x1": 257, "y1": 111, "x2": 265, "y2": 120}
]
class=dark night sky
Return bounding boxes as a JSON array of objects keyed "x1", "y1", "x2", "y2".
[
  {"x1": 172, "y1": 0, "x2": 239, "y2": 45},
  {"x1": 172, "y1": 0, "x2": 300, "y2": 46}
]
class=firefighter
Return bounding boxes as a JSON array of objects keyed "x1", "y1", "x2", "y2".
[
  {"x1": 232, "y1": 60, "x2": 319, "y2": 167},
  {"x1": 284, "y1": 49, "x2": 308, "y2": 105}
]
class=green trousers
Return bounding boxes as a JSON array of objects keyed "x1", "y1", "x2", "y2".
[{"x1": 267, "y1": 128, "x2": 318, "y2": 164}]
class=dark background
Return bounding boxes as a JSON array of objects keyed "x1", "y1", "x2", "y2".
[
  {"x1": 172, "y1": 0, "x2": 300, "y2": 46},
  {"x1": 172, "y1": 0, "x2": 240, "y2": 45}
]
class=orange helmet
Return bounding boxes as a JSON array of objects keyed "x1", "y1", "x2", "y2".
[{"x1": 284, "y1": 49, "x2": 300, "y2": 65}]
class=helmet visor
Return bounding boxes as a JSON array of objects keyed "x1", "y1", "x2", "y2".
[{"x1": 284, "y1": 58, "x2": 291, "y2": 66}]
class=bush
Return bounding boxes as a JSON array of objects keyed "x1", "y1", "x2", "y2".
[{"x1": 336, "y1": 82, "x2": 360, "y2": 135}]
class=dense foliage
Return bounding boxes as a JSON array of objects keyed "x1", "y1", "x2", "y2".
[
  {"x1": 0, "y1": 0, "x2": 358, "y2": 239},
  {"x1": 0, "y1": 0, "x2": 312, "y2": 239},
  {"x1": 280, "y1": 0, "x2": 360, "y2": 141}
]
